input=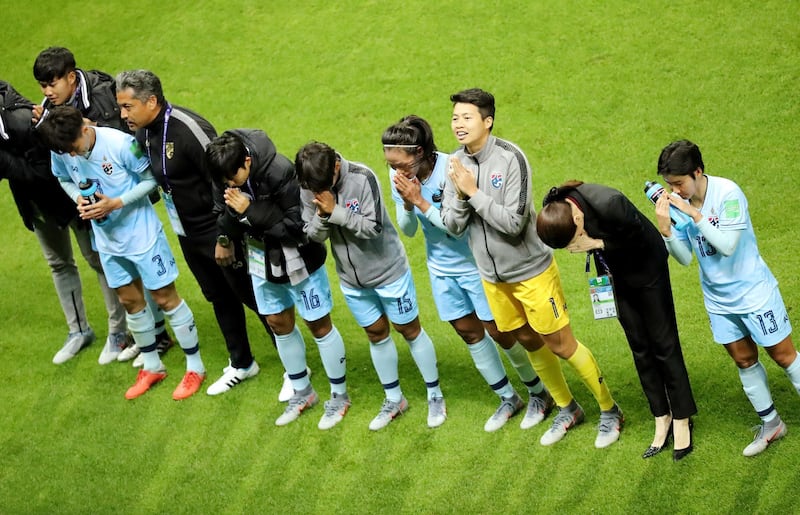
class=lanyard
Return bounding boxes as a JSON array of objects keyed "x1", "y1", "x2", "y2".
[
  {"x1": 146, "y1": 103, "x2": 173, "y2": 192},
  {"x1": 585, "y1": 250, "x2": 611, "y2": 276}
]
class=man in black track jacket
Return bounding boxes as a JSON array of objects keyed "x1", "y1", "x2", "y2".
[{"x1": 115, "y1": 69, "x2": 282, "y2": 398}]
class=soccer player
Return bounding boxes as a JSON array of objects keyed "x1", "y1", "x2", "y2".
[
  {"x1": 205, "y1": 130, "x2": 350, "y2": 429},
  {"x1": 37, "y1": 105, "x2": 206, "y2": 400},
  {"x1": 296, "y1": 141, "x2": 447, "y2": 431},
  {"x1": 382, "y1": 115, "x2": 553, "y2": 432},
  {"x1": 1, "y1": 80, "x2": 130, "y2": 365},
  {"x1": 32, "y1": 46, "x2": 173, "y2": 360},
  {"x1": 441, "y1": 88, "x2": 623, "y2": 448},
  {"x1": 114, "y1": 69, "x2": 285, "y2": 398},
  {"x1": 655, "y1": 139, "x2": 800, "y2": 457}
]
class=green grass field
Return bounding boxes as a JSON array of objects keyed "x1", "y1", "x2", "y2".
[{"x1": 1, "y1": 1, "x2": 799, "y2": 513}]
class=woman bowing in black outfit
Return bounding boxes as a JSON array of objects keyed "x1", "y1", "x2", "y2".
[{"x1": 536, "y1": 181, "x2": 696, "y2": 461}]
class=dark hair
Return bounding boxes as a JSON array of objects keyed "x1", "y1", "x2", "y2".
[
  {"x1": 535, "y1": 180, "x2": 585, "y2": 249},
  {"x1": 450, "y1": 88, "x2": 495, "y2": 130},
  {"x1": 381, "y1": 115, "x2": 437, "y2": 170},
  {"x1": 205, "y1": 132, "x2": 248, "y2": 184},
  {"x1": 33, "y1": 47, "x2": 76, "y2": 83},
  {"x1": 35, "y1": 105, "x2": 84, "y2": 154},
  {"x1": 295, "y1": 141, "x2": 337, "y2": 192},
  {"x1": 657, "y1": 140, "x2": 704, "y2": 177},
  {"x1": 115, "y1": 69, "x2": 165, "y2": 105}
]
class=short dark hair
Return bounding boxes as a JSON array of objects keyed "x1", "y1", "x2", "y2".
[
  {"x1": 535, "y1": 180, "x2": 585, "y2": 249},
  {"x1": 450, "y1": 88, "x2": 495, "y2": 130},
  {"x1": 204, "y1": 132, "x2": 248, "y2": 184},
  {"x1": 295, "y1": 141, "x2": 337, "y2": 192},
  {"x1": 657, "y1": 140, "x2": 705, "y2": 177},
  {"x1": 381, "y1": 115, "x2": 437, "y2": 169},
  {"x1": 33, "y1": 47, "x2": 76, "y2": 83},
  {"x1": 35, "y1": 105, "x2": 84, "y2": 154},
  {"x1": 115, "y1": 69, "x2": 165, "y2": 105}
]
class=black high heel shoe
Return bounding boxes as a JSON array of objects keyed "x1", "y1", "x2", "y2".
[
  {"x1": 673, "y1": 419, "x2": 694, "y2": 461},
  {"x1": 642, "y1": 425, "x2": 673, "y2": 459}
]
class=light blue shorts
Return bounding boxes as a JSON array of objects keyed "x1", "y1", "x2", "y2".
[
  {"x1": 252, "y1": 266, "x2": 333, "y2": 322},
  {"x1": 100, "y1": 229, "x2": 179, "y2": 290},
  {"x1": 340, "y1": 269, "x2": 419, "y2": 327},
  {"x1": 429, "y1": 270, "x2": 493, "y2": 322},
  {"x1": 708, "y1": 287, "x2": 792, "y2": 347}
]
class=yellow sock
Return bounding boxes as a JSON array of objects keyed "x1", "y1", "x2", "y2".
[
  {"x1": 527, "y1": 345, "x2": 573, "y2": 408},
  {"x1": 566, "y1": 341, "x2": 615, "y2": 411}
]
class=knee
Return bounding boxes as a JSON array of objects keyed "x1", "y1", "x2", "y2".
[{"x1": 394, "y1": 319, "x2": 421, "y2": 341}]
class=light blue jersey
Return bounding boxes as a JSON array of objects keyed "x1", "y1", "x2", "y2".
[
  {"x1": 674, "y1": 174, "x2": 777, "y2": 314},
  {"x1": 389, "y1": 151, "x2": 476, "y2": 276},
  {"x1": 51, "y1": 127, "x2": 161, "y2": 256}
]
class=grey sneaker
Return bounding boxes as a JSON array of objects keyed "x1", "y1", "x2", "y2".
[
  {"x1": 369, "y1": 396, "x2": 409, "y2": 431},
  {"x1": 318, "y1": 392, "x2": 351, "y2": 430},
  {"x1": 53, "y1": 328, "x2": 96, "y2": 364},
  {"x1": 99, "y1": 332, "x2": 133, "y2": 365},
  {"x1": 275, "y1": 386, "x2": 319, "y2": 426},
  {"x1": 540, "y1": 403, "x2": 585, "y2": 446},
  {"x1": 520, "y1": 390, "x2": 555, "y2": 430},
  {"x1": 595, "y1": 404, "x2": 624, "y2": 449},
  {"x1": 743, "y1": 420, "x2": 787, "y2": 457},
  {"x1": 427, "y1": 396, "x2": 447, "y2": 428},
  {"x1": 484, "y1": 393, "x2": 525, "y2": 432}
]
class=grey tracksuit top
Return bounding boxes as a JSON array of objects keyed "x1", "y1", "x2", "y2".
[
  {"x1": 302, "y1": 155, "x2": 408, "y2": 289},
  {"x1": 441, "y1": 135, "x2": 552, "y2": 283}
]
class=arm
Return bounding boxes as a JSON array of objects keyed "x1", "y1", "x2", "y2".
[
  {"x1": 326, "y1": 171, "x2": 385, "y2": 240},
  {"x1": 58, "y1": 175, "x2": 82, "y2": 204},
  {"x1": 452, "y1": 154, "x2": 528, "y2": 237},
  {"x1": 695, "y1": 217, "x2": 742, "y2": 257},
  {"x1": 303, "y1": 192, "x2": 331, "y2": 243},
  {"x1": 663, "y1": 233, "x2": 693, "y2": 265},
  {"x1": 440, "y1": 158, "x2": 471, "y2": 235}
]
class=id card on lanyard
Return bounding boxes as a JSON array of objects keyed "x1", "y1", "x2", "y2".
[
  {"x1": 586, "y1": 251, "x2": 617, "y2": 320},
  {"x1": 246, "y1": 236, "x2": 267, "y2": 279},
  {"x1": 146, "y1": 103, "x2": 186, "y2": 236}
]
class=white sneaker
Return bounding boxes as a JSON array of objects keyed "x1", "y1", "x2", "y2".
[
  {"x1": 207, "y1": 361, "x2": 260, "y2": 395},
  {"x1": 53, "y1": 328, "x2": 96, "y2": 364},
  {"x1": 276, "y1": 386, "x2": 319, "y2": 426},
  {"x1": 99, "y1": 332, "x2": 133, "y2": 365},
  {"x1": 279, "y1": 367, "x2": 311, "y2": 402},
  {"x1": 117, "y1": 342, "x2": 140, "y2": 363},
  {"x1": 743, "y1": 420, "x2": 787, "y2": 457},
  {"x1": 427, "y1": 396, "x2": 447, "y2": 428},
  {"x1": 132, "y1": 351, "x2": 144, "y2": 368}
]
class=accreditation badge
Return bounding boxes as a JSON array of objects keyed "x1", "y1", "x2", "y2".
[
  {"x1": 162, "y1": 191, "x2": 187, "y2": 237},
  {"x1": 246, "y1": 236, "x2": 266, "y2": 279},
  {"x1": 586, "y1": 252, "x2": 617, "y2": 320}
]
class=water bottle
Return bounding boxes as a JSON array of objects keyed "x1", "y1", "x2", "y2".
[
  {"x1": 644, "y1": 181, "x2": 692, "y2": 231},
  {"x1": 78, "y1": 180, "x2": 108, "y2": 225}
]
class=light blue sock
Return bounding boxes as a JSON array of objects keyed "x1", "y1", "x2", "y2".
[
  {"x1": 369, "y1": 335, "x2": 402, "y2": 402},
  {"x1": 468, "y1": 332, "x2": 515, "y2": 398},
  {"x1": 739, "y1": 361, "x2": 778, "y2": 423},
  {"x1": 407, "y1": 328, "x2": 442, "y2": 400},
  {"x1": 783, "y1": 351, "x2": 800, "y2": 395},
  {"x1": 165, "y1": 300, "x2": 204, "y2": 374},
  {"x1": 144, "y1": 291, "x2": 167, "y2": 336},
  {"x1": 126, "y1": 307, "x2": 160, "y2": 372},
  {"x1": 503, "y1": 342, "x2": 544, "y2": 394},
  {"x1": 314, "y1": 325, "x2": 347, "y2": 395},
  {"x1": 275, "y1": 325, "x2": 310, "y2": 392}
]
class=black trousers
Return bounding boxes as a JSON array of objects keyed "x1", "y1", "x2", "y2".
[
  {"x1": 178, "y1": 232, "x2": 274, "y2": 369},
  {"x1": 615, "y1": 270, "x2": 697, "y2": 419}
]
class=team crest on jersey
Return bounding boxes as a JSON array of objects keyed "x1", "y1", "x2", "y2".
[
  {"x1": 345, "y1": 199, "x2": 360, "y2": 212},
  {"x1": 707, "y1": 207, "x2": 719, "y2": 227},
  {"x1": 490, "y1": 171, "x2": 503, "y2": 189},
  {"x1": 102, "y1": 162, "x2": 113, "y2": 175},
  {"x1": 166, "y1": 142, "x2": 174, "y2": 160}
]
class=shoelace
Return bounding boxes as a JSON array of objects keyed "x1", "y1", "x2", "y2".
[
  {"x1": 551, "y1": 408, "x2": 577, "y2": 428},
  {"x1": 378, "y1": 398, "x2": 401, "y2": 416},
  {"x1": 493, "y1": 399, "x2": 517, "y2": 419},
  {"x1": 288, "y1": 391, "x2": 313, "y2": 410},
  {"x1": 527, "y1": 395, "x2": 549, "y2": 414},
  {"x1": 597, "y1": 412, "x2": 620, "y2": 433},
  {"x1": 324, "y1": 397, "x2": 348, "y2": 416}
]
